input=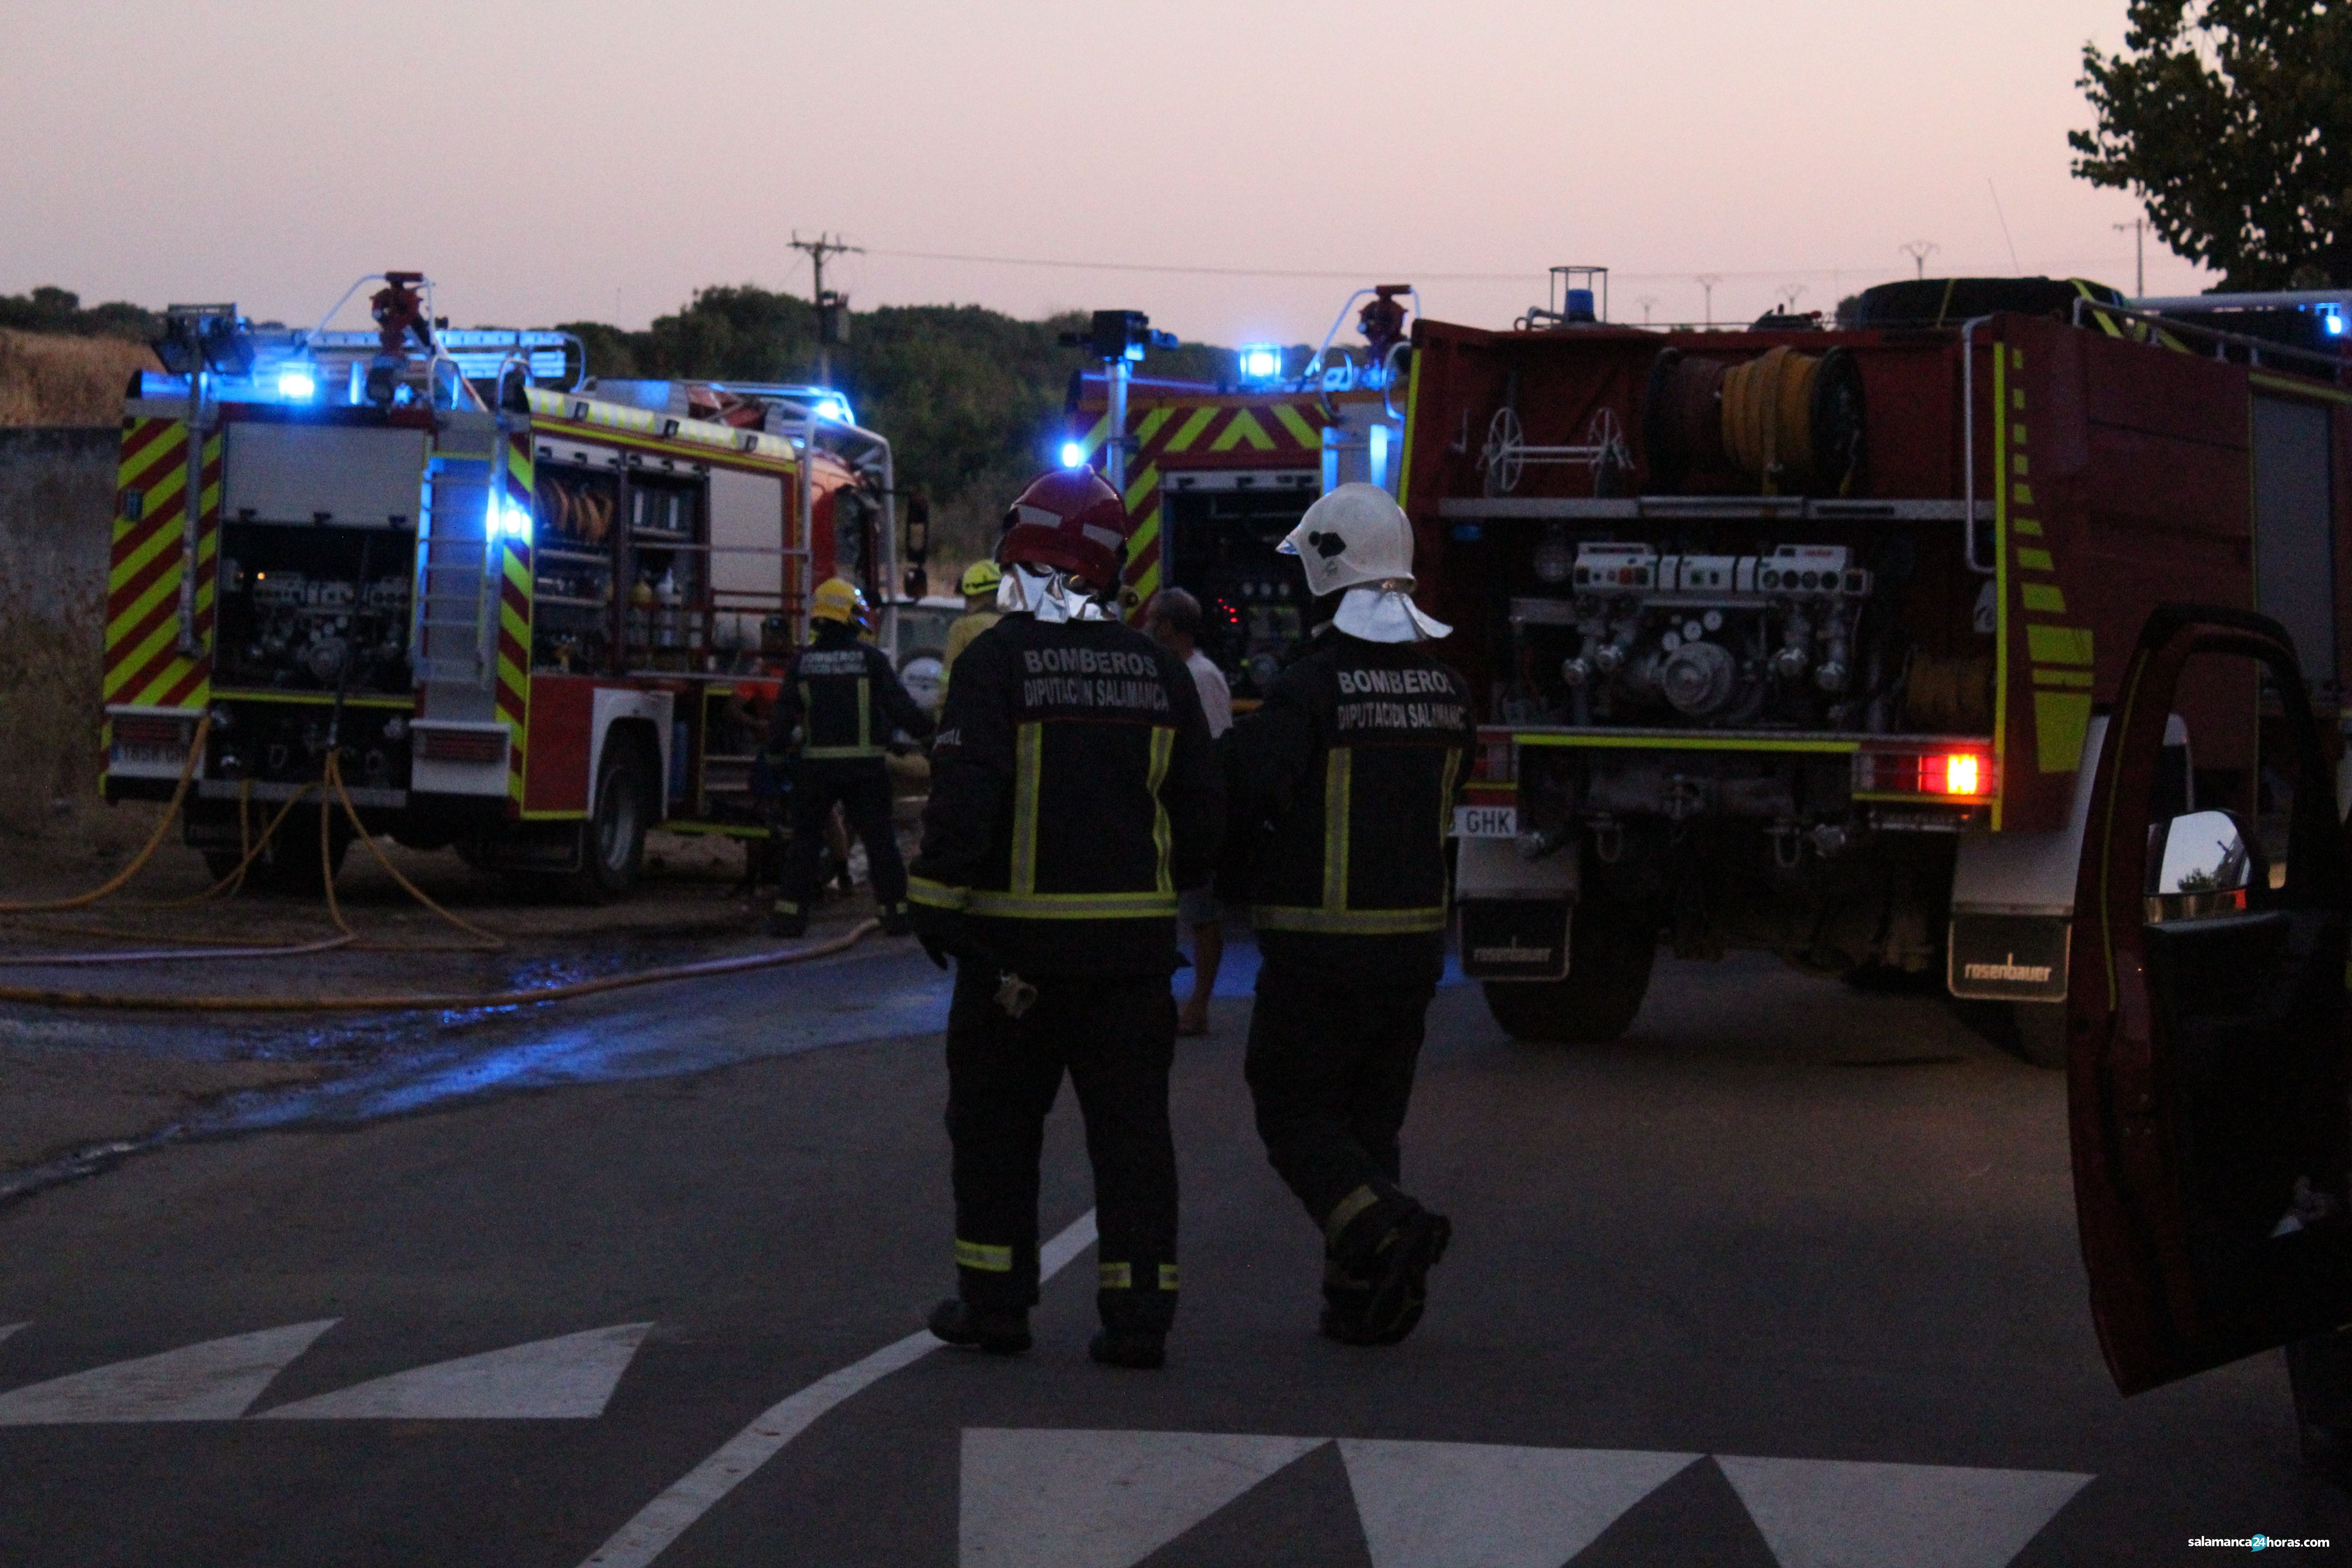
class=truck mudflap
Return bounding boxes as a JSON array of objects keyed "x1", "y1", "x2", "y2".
[
  {"x1": 1946, "y1": 913, "x2": 2071, "y2": 1003},
  {"x1": 1454, "y1": 831, "x2": 1578, "y2": 982}
]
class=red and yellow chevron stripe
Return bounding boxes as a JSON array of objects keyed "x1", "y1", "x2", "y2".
[
  {"x1": 104, "y1": 416, "x2": 220, "y2": 711},
  {"x1": 497, "y1": 429, "x2": 534, "y2": 804},
  {"x1": 1072, "y1": 397, "x2": 1326, "y2": 619}
]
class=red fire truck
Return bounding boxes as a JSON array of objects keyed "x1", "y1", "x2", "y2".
[
  {"x1": 100, "y1": 273, "x2": 901, "y2": 895},
  {"x1": 1069, "y1": 273, "x2": 2352, "y2": 1061}
]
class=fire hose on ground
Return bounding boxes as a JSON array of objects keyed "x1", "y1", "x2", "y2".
[{"x1": 0, "y1": 719, "x2": 878, "y2": 1010}]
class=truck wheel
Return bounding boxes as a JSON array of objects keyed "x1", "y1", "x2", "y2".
[
  {"x1": 571, "y1": 739, "x2": 652, "y2": 900},
  {"x1": 1480, "y1": 907, "x2": 1657, "y2": 1044},
  {"x1": 2004, "y1": 1002, "x2": 2070, "y2": 1070}
]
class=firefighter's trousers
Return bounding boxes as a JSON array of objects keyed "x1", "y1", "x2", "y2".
[
  {"x1": 781, "y1": 760, "x2": 906, "y2": 917},
  {"x1": 946, "y1": 963, "x2": 1179, "y2": 1333},
  {"x1": 1243, "y1": 956, "x2": 1437, "y2": 1250}
]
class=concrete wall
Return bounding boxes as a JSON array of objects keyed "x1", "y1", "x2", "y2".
[{"x1": 0, "y1": 426, "x2": 115, "y2": 608}]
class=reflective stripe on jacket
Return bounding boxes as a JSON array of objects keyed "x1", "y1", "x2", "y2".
[
  {"x1": 1221, "y1": 628, "x2": 1474, "y2": 942},
  {"x1": 773, "y1": 622, "x2": 934, "y2": 762},
  {"x1": 911, "y1": 615, "x2": 1223, "y2": 975}
]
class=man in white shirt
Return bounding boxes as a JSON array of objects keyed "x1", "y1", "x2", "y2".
[{"x1": 1147, "y1": 589, "x2": 1232, "y2": 1035}]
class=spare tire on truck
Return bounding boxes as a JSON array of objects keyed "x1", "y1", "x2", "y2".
[{"x1": 1480, "y1": 895, "x2": 1657, "y2": 1044}]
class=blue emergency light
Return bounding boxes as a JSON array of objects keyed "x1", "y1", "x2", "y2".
[
  {"x1": 1237, "y1": 344, "x2": 1283, "y2": 384},
  {"x1": 276, "y1": 366, "x2": 317, "y2": 402},
  {"x1": 1059, "y1": 441, "x2": 1088, "y2": 469},
  {"x1": 816, "y1": 396, "x2": 853, "y2": 423},
  {"x1": 2323, "y1": 306, "x2": 2346, "y2": 339}
]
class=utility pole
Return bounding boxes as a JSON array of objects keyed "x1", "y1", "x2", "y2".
[
  {"x1": 1696, "y1": 274, "x2": 1721, "y2": 328},
  {"x1": 788, "y1": 230, "x2": 863, "y2": 384},
  {"x1": 2112, "y1": 219, "x2": 2146, "y2": 297},
  {"x1": 1900, "y1": 240, "x2": 1939, "y2": 280},
  {"x1": 1636, "y1": 295, "x2": 1658, "y2": 325}
]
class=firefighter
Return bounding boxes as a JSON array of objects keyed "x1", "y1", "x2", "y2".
[
  {"x1": 768, "y1": 577, "x2": 934, "y2": 938},
  {"x1": 909, "y1": 469, "x2": 1222, "y2": 1370},
  {"x1": 1219, "y1": 482, "x2": 1475, "y2": 1347},
  {"x1": 935, "y1": 559, "x2": 1003, "y2": 711},
  {"x1": 1146, "y1": 588, "x2": 1234, "y2": 1036}
]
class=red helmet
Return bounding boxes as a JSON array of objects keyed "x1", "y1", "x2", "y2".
[{"x1": 998, "y1": 469, "x2": 1130, "y2": 590}]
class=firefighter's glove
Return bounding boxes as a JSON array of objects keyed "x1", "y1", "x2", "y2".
[{"x1": 909, "y1": 901, "x2": 971, "y2": 971}]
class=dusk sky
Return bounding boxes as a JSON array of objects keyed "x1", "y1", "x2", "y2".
[{"x1": 2, "y1": 1, "x2": 2212, "y2": 347}]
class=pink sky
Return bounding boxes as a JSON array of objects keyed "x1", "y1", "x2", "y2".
[{"x1": 1, "y1": 0, "x2": 2211, "y2": 346}]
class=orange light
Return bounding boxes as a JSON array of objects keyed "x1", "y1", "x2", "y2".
[{"x1": 1941, "y1": 753, "x2": 1982, "y2": 795}]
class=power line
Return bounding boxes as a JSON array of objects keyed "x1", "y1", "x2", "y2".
[{"x1": 859, "y1": 245, "x2": 2144, "y2": 285}]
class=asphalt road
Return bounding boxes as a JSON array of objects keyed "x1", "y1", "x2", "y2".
[{"x1": 1, "y1": 942, "x2": 2345, "y2": 1566}]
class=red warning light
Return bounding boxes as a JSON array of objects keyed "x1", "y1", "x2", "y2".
[{"x1": 1939, "y1": 753, "x2": 1984, "y2": 795}]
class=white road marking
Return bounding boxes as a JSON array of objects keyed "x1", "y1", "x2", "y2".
[
  {"x1": 0, "y1": 1320, "x2": 338, "y2": 1425},
  {"x1": 577, "y1": 1209, "x2": 1100, "y2": 1568},
  {"x1": 257, "y1": 1323, "x2": 652, "y2": 1421},
  {"x1": 1338, "y1": 1440, "x2": 1700, "y2": 1568},
  {"x1": 960, "y1": 1428, "x2": 1323, "y2": 1568},
  {"x1": 1717, "y1": 1455, "x2": 2093, "y2": 1568}
]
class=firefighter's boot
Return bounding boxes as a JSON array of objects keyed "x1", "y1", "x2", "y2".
[
  {"x1": 1327, "y1": 1193, "x2": 1451, "y2": 1346},
  {"x1": 1088, "y1": 1328, "x2": 1166, "y2": 1370},
  {"x1": 1318, "y1": 1257, "x2": 1378, "y2": 1344},
  {"x1": 768, "y1": 902, "x2": 808, "y2": 939},
  {"x1": 878, "y1": 902, "x2": 911, "y2": 937},
  {"x1": 928, "y1": 1298, "x2": 1031, "y2": 1355}
]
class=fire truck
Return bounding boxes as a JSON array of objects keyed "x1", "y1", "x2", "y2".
[
  {"x1": 1069, "y1": 273, "x2": 2352, "y2": 1060},
  {"x1": 100, "y1": 273, "x2": 901, "y2": 896}
]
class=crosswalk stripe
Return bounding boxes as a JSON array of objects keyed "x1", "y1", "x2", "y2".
[
  {"x1": 256, "y1": 1323, "x2": 653, "y2": 1421},
  {"x1": 578, "y1": 1209, "x2": 1102, "y2": 1568},
  {"x1": 1716, "y1": 1455, "x2": 2092, "y2": 1568},
  {"x1": 1337, "y1": 1440, "x2": 1700, "y2": 1568},
  {"x1": 960, "y1": 1428, "x2": 1324, "y2": 1568},
  {"x1": 0, "y1": 1320, "x2": 338, "y2": 1425}
]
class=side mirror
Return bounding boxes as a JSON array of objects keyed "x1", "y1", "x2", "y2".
[
  {"x1": 2145, "y1": 808, "x2": 2256, "y2": 924},
  {"x1": 903, "y1": 494, "x2": 931, "y2": 566}
]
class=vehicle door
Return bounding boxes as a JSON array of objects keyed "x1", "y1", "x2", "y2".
[{"x1": 2068, "y1": 603, "x2": 2352, "y2": 1395}]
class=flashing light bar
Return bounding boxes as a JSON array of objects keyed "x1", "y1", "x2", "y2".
[
  {"x1": 2323, "y1": 305, "x2": 2346, "y2": 339},
  {"x1": 1237, "y1": 343, "x2": 1283, "y2": 383},
  {"x1": 814, "y1": 396, "x2": 853, "y2": 424},
  {"x1": 446, "y1": 349, "x2": 570, "y2": 382},
  {"x1": 1059, "y1": 440, "x2": 1088, "y2": 469},
  {"x1": 275, "y1": 367, "x2": 318, "y2": 401}
]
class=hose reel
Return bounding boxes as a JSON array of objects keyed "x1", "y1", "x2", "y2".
[{"x1": 1642, "y1": 345, "x2": 1866, "y2": 496}]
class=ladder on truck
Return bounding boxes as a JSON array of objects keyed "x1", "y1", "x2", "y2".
[{"x1": 412, "y1": 415, "x2": 507, "y2": 720}]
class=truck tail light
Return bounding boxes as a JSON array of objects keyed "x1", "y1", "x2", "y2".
[
  {"x1": 112, "y1": 715, "x2": 192, "y2": 752},
  {"x1": 1854, "y1": 743, "x2": 1995, "y2": 800},
  {"x1": 416, "y1": 728, "x2": 506, "y2": 764}
]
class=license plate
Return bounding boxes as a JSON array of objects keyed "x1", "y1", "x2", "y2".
[
  {"x1": 1453, "y1": 804, "x2": 1518, "y2": 839},
  {"x1": 111, "y1": 745, "x2": 181, "y2": 769}
]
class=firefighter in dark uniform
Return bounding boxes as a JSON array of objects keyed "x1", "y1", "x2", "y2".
[
  {"x1": 769, "y1": 577, "x2": 934, "y2": 938},
  {"x1": 908, "y1": 469, "x2": 1223, "y2": 1369},
  {"x1": 1220, "y1": 483, "x2": 1476, "y2": 1346}
]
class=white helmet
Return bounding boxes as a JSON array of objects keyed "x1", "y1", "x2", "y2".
[
  {"x1": 1280, "y1": 483, "x2": 1416, "y2": 597},
  {"x1": 1279, "y1": 483, "x2": 1450, "y2": 642}
]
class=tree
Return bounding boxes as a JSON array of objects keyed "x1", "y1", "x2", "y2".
[{"x1": 2071, "y1": 1, "x2": 2352, "y2": 290}]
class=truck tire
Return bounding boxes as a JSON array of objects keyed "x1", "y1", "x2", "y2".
[
  {"x1": 570, "y1": 737, "x2": 653, "y2": 901},
  {"x1": 1480, "y1": 906, "x2": 1657, "y2": 1044},
  {"x1": 2004, "y1": 1001, "x2": 2069, "y2": 1070}
]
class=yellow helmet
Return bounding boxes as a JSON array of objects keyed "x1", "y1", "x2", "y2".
[
  {"x1": 812, "y1": 577, "x2": 869, "y2": 627},
  {"x1": 958, "y1": 560, "x2": 1004, "y2": 598}
]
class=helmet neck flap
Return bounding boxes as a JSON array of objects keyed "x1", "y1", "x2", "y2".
[{"x1": 996, "y1": 562, "x2": 1116, "y2": 623}]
